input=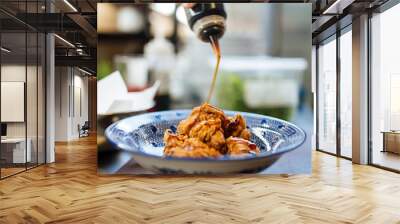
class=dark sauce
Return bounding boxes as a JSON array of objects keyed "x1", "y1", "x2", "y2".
[{"x1": 206, "y1": 35, "x2": 221, "y2": 103}]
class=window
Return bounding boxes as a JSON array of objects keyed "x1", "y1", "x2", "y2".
[
  {"x1": 339, "y1": 29, "x2": 352, "y2": 158},
  {"x1": 316, "y1": 26, "x2": 353, "y2": 159},
  {"x1": 0, "y1": 1, "x2": 47, "y2": 179},
  {"x1": 317, "y1": 36, "x2": 337, "y2": 154},
  {"x1": 370, "y1": 3, "x2": 400, "y2": 171}
]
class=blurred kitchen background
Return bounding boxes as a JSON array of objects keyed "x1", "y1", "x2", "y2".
[
  {"x1": 98, "y1": 3, "x2": 311, "y2": 119},
  {"x1": 97, "y1": 3, "x2": 312, "y2": 174}
]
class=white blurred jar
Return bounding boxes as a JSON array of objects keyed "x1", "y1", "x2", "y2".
[{"x1": 144, "y1": 35, "x2": 175, "y2": 95}]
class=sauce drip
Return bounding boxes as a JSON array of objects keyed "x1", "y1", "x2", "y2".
[{"x1": 206, "y1": 35, "x2": 221, "y2": 103}]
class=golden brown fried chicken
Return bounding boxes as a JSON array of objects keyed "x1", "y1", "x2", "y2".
[
  {"x1": 188, "y1": 119, "x2": 226, "y2": 153},
  {"x1": 226, "y1": 137, "x2": 260, "y2": 156},
  {"x1": 164, "y1": 137, "x2": 221, "y2": 158},
  {"x1": 164, "y1": 130, "x2": 187, "y2": 149},
  {"x1": 224, "y1": 114, "x2": 251, "y2": 140},
  {"x1": 177, "y1": 103, "x2": 227, "y2": 135},
  {"x1": 196, "y1": 103, "x2": 226, "y2": 124},
  {"x1": 164, "y1": 103, "x2": 257, "y2": 158}
]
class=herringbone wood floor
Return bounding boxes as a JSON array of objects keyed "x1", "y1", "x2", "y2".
[{"x1": 1, "y1": 135, "x2": 400, "y2": 224}]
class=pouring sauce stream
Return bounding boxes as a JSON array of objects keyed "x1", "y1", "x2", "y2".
[{"x1": 206, "y1": 35, "x2": 221, "y2": 103}]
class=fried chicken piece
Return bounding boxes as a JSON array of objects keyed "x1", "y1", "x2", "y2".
[
  {"x1": 164, "y1": 130, "x2": 187, "y2": 148},
  {"x1": 164, "y1": 137, "x2": 221, "y2": 158},
  {"x1": 188, "y1": 119, "x2": 226, "y2": 153},
  {"x1": 163, "y1": 130, "x2": 186, "y2": 156},
  {"x1": 224, "y1": 114, "x2": 251, "y2": 140},
  {"x1": 164, "y1": 103, "x2": 258, "y2": 158},
  {"x1": 176, "y1": 108, "x2": 199, "y2": 136},
  {"x1": 196, "y1": 103, "x2": 226, "y2": 124},
  {"x1": 177, "y1": 103, "x2": 227, "y2": 136},
  {"x1": 226, "y1": 137, "x2": 260, "y2": 156}
]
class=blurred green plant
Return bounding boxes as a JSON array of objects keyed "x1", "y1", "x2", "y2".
[
  {"x1": 98, "y1": 59, "x2": 113, "y2": 80},
  {"x1": 217, "y1": 73, "x2": 247, "y2": 111}
]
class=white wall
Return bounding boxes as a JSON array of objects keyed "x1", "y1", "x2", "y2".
[
  {"x1": 55, "y1": 67, "x2": 69, "y2": 141},
  {"x1": 55, "y1": 67, "x2": 89, "y2": 141},
  {"x1": 71, "y1": 73, "x2": 89, "y2": 138}
]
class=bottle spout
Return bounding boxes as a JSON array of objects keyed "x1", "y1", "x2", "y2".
[{"x1": 184, "y1": 3, "x2": 227, "y2": 43}]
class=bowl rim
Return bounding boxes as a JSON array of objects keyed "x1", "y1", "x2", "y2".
[{"x1": 105, "y1": 110, "x2": 307, "y2": 162}]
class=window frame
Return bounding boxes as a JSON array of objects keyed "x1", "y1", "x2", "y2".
[
  {"x1": 315, "y1": 23, "x2": 353, "y2": 161},
  {"x1": 0, "y1": 0, "x2": 48, "y2": 180},
  {"x1": 367, "y1": 0, "x2": 400, "y2": 173}
]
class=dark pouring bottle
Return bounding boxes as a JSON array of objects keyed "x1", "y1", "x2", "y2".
[
  {"x1": 184, "y1": 3, "x2": 227, "y2": 43},
  {"x1": 184, "y1": 3, "x2": 226, "y2": 103}
]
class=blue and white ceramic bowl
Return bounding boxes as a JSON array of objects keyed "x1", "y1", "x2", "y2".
[{"x1": 105, "y1": 110, "x2": 306, "y2": 174}]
